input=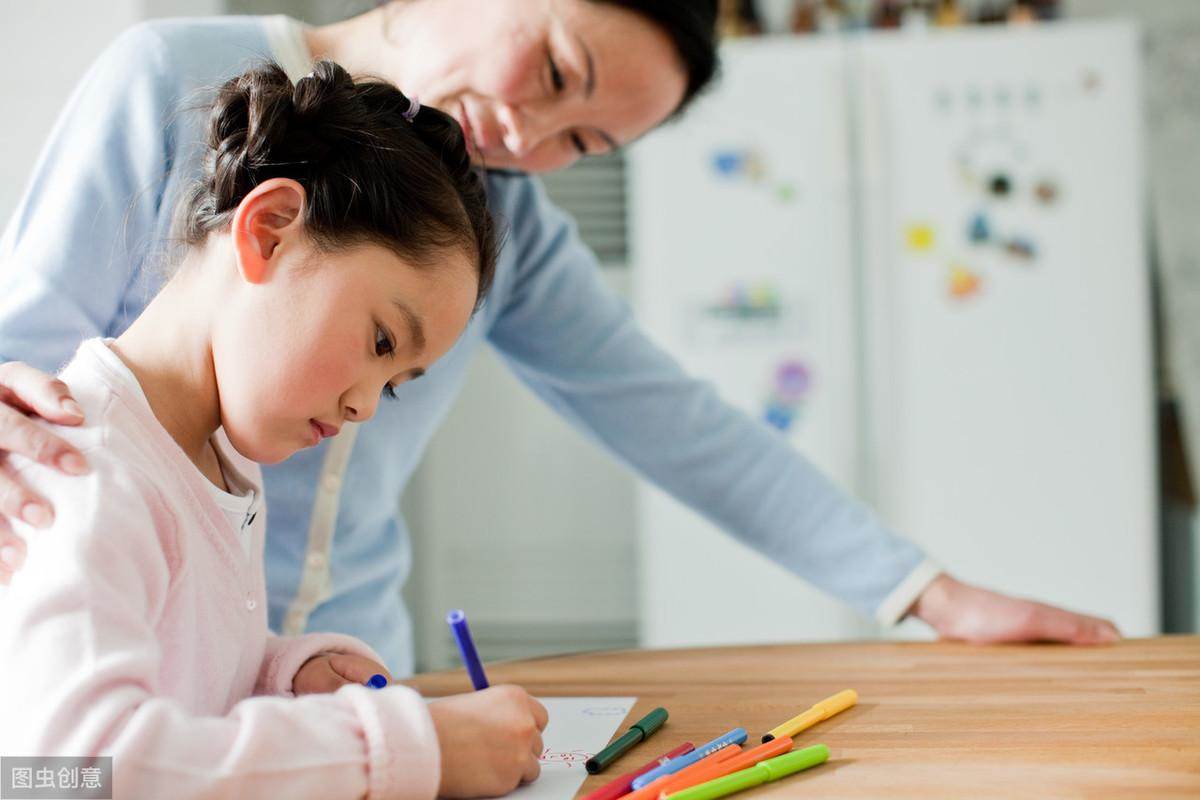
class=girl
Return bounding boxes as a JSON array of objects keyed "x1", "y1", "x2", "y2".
[
  {"x1": 0, "y1": 1, "x2": 1117, "y2": 676},
  {"x1": 0, "y1": 61, "x2": 547, "y2": 799}
]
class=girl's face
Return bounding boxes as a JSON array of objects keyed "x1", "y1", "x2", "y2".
[
  {"x1": 392, "y1": 0, "x2": 689, "y2": 172},
  {"x1": 210, "y1": 185, "x2": 478, "y2": 464}
]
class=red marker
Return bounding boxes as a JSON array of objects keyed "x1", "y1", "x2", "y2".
[{"x1": 581, "y1": 743, "x2": 695, "y2": 800}]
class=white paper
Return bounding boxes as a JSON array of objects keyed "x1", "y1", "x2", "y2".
[{"x1": 509, "y1": 697, "x2": 637, "y2": 800}]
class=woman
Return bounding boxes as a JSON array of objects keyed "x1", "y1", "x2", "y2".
[{"x1": 0, "y1": 0, "x2": 1118, "y2": 675}]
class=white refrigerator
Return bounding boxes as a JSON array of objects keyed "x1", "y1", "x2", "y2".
[{"x1": 629, "y1": 20, "x2": 1157, "y2": 647}]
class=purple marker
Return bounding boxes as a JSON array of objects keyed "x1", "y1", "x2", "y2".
[{"x1": 447, "y1": 609, "x2": 490, "y2": 690}]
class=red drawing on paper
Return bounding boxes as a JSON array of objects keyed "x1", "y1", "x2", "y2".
[{"x1": 539, "y1": 748, "x2": 594, "y2": 768}]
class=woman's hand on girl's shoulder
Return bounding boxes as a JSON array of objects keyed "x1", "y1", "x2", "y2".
[{"x1": 0, "y1": 361, "x2": 91, "y2": 583}]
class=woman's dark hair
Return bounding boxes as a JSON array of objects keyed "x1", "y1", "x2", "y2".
[
  {"x1": 594, "y1": 0, "x2": 720, "y2": 117},
  {"x1": 180, "y1": 59, "x2": 496, "y2": 307}
]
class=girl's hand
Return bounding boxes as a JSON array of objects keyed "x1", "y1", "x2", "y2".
[
  {"x1": 293, "y1": 652, "x2": 393, "y2": 695},
  {"x1": 0, "y1": 361, "x2": 91, "y2": 584},
  {"x1": 911, "y1": 572, "x2": 1122, "y2": 644},
  {"x1": 428, "y1": 685, "x2": 549, "y2": 798}
]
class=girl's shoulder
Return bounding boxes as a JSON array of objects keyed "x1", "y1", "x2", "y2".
[{"x1": 8, "y1": 342, "x2": 189, "y2": 564}]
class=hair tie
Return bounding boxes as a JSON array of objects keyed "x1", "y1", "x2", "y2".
[{"x1": 402, "y1": 95, "x2": 421, "y2": 122}]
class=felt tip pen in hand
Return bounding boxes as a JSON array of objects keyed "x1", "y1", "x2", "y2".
[
  {"x1": 365, "y1": 674, "x2": 388, "y2": 689},
  {"x1": 446, "y1": 609, "x2": 490, "y2": 690},
  {"x1": 631, "y1": 727, "x2": 747, "y2": 790},
  {"x1": 586, "y1": 706, "x2": 669, "y2": 773}
]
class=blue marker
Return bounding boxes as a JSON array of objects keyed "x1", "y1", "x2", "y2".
[
  {"x1": 365, "y1": 674, "x2": 388, "y2": 689},
  {"x1": 447, "y1": 609, "x2": 490, "y2": 690},
  {"x1": 630, "y1": 727, "x2": 748, "y2": 790}
]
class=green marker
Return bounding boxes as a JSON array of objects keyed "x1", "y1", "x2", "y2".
[
  {"x1": 665, "y1": 744, "x2": 829, "y2": 800},
  {"x1": 585, "y1": 707, "x2": 669, "y2": 774}
]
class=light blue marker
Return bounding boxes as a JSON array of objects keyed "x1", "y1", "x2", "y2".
[{"x1": 630, "y1": 727, "x2": 747, "y2": 790}]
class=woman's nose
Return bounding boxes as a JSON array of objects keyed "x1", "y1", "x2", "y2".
[{"x1": 496, "y1": 103, "x2": 557, "y2": 158}]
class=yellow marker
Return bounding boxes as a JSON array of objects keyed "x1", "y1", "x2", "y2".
[{"x1": 760, "y1": 689, "x2": 857, "y2": 743}]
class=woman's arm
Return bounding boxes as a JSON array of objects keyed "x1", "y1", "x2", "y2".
[
  {"x1": 485, "y1": 175, "x2": 1118, "y2": 645},
  {"x1": 0, "y1": 23, "x2": 178, "y2": 575}
]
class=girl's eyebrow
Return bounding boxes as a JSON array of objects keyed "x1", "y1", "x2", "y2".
[{"x1": 392, "y1": 298, "x2": 426, "y2": 353}]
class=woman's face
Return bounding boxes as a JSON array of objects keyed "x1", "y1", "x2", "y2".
[{"x1": 392, "y1": 0, "x2": 689, "y2": 172}]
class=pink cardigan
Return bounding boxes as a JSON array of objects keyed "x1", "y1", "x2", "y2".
[{"x1": 0, "y1": 339, "x2": 440, "y2": 799}]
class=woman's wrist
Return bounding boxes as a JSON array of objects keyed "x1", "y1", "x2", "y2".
[{"x1": 907, "y1": 571, "x2": 957, "y2": 632}]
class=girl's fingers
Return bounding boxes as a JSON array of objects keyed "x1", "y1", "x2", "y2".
[
  {"x1": 0, "y1": 457, "x2": 54, "y2": 530},
  {"x1": 295, "y1": 658, "x2": 343, "y2": 694},
  {"x1": 520, "y1": 751, "x2": 542, "y2": 786},
  {"x1": 0, "y1": 362, "x2": 86, "y2": 426},
  {"x1": 327, "y1": 654, "x2": 390, "y2": 686},
  {"x1": 531, "y1": 730, "x2": 544, "y2": 761},
  {"x1": 528, "y1": 696, "x2": 549, "y2": 731}
]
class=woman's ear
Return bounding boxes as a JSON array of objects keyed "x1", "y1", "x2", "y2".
[{"x1": 230, "y1": 178, "x2": 307, "y2": 285}]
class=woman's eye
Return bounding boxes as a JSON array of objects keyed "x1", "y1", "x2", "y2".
[
  {"x1": 569, "y1": 131, "x2": 588, "y2": 155},
  {"x1": 548, "y1": 53, "x2": 565, "y2": 93},
  {"x1": 375, "y1": 325, "x2": 395, "y2": 358}
]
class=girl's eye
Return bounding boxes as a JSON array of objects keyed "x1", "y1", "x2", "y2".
[
  {"x1": 548, "y1": 52, "x2": 565, "y2": 93},
  {"x1": 569, "y1": 131, "x2": 588, "y2": 156},
  {"x1": 375, "y1": 324, "x2": 395, "y2": 358},
  {"x1": 382, "y1": 383, "x2": 398, "y2": 401}
]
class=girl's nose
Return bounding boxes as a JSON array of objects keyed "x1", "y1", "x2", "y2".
[{"x1": 342, "y1": 393, "x2": 379, "y2": 425}]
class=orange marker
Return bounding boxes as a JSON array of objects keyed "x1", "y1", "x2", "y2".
[
  {"x1": 655, "y1": 737, "x2": 794, "y2": 797},
  {"x1": 621, "y1": 745, "x2": 742, "y2": 800}
]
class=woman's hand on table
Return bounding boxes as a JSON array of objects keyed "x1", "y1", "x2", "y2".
[
  {"x1": 911, "y1": 572, "x2": 1121, "y2": 644},
  {"x1": 0, "y1": 361, "x2": 90, "y2": 583}
]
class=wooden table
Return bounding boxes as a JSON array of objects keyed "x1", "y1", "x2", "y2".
[{"x1": 407, "y1": 636, "x2": 1200, "y2": 798}]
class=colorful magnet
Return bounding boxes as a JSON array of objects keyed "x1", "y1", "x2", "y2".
[
  {"x1": 1005, "y1": 238, "x2": 1036, "y2": 259},
  {"x1": 775, "y1": 183, "x2": 797, "y2": 203},
  {"x1": 713, "y1": 151, "x2": 744, "y2": 177},
  {"x1": 948, "y1": 264, "x2": 981, "y2": 299},
  {"x1": 1034, "y1": 180, "x2": 1058, "y2": 204},
  {"x1": 968, "y1": 212, "x2": 990, "y2": 243},
  {"x1": 744, "y1": 152, "x2": 766, "y2": 182},
  {"x1": 763, "y1": 358, "x2": 812, "y2": 433},
  {"x1": 773, "y1": 360, "x2": 812, "y2": 404},
  {"x1": 905, "y1": 223, "x2": 936, "y2": 252},
  {"x1": 765, "y1": 404, "x2": 794, "y2": 432},
  {"x1": 988, "y1": 173, "x2": 1012, "y2": 197}
]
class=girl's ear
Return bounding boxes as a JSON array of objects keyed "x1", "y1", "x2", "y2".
[{"x1": 230, "y1": 178, "x2": 307, "y2": 285}]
